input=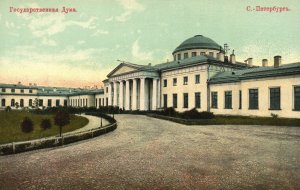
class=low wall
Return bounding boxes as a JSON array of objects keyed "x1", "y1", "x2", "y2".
[{"x1": 0, "y1": 113, "x2": 117, "y2": 155}]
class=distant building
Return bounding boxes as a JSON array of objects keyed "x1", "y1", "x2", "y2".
[{"x1": 1, "y1": 35, "x2": 299, "y2": 118}]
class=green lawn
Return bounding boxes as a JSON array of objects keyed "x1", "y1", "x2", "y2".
[{"x1": 0, "y1": 111, "x2": 89, "y2": 144}]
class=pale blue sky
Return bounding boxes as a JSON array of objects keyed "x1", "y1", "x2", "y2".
[{"x1": 0, "y1": 0, "x2": 299, "y2": 87}]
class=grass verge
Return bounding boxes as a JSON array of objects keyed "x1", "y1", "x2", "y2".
[{"x1": 0, "y1": 111, "x2": 89, "y2": 144}]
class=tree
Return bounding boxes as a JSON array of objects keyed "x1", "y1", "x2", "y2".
[
  {"x1": 40, "y1": 119, "x2": 52, "y2": 130},
  {"x1": 54, "y1": 110, "x2": 70, "y2": 137},
  {"x1": 15, "y1": 102, "x2": 19, "y2": 109},
  {"x1": 20, "y1": 117, "x2": 34, "y2": 133},
  {"x1": 32, "y1": 98, "x2": 39, "y2": 109}
]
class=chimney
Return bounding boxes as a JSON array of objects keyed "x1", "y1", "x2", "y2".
[
  {"x1": 230, "y1": 54, "x2": 236, "y2": 64},
  {"x1": 262, "y1": 59, "x2": 268, "y2": 67},
  {"x1": 18, "y1": 81, "x2": 21, "y2": 85},
  {"x1": 274, "y1": 55, "x2": 281, "y2": 68},
  {"x1": 217, "y1": 52, "x2": 224, "y2": 62},
  {"x1": 247, "y1": 58, "x2": 253, "y2": 67}
]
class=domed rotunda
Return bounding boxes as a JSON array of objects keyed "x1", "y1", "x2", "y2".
[{"x1": 172, "y1": 35, "x2": 223, "y2": 61}]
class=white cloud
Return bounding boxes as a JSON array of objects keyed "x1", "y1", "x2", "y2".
[
  {"x1": 41, "y1": 38, "x2": 57, "y2": 46},
  {"x1": 91, "y1": 29, "x2": 109, "y2": 36},
  {"x1": 113, "y1": 0, "x2": 144, "y2": 22},
  {"x1": 5, "y1": 21, "x2": 15, "y2": 29},
  {"x1": 77, "y1": 40, "x2": 86, "y2": 45},
  {"x1": 18, "y1": 13, "x2": 97, "y2": 38},
  {"x1": 131, "y1": 39, "x2": 153, "y2": 61}
]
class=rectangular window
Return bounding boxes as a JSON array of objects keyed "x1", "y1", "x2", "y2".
[
  {"x1": 211, "y1": 92, "x2": 218, "y2": 108},
  {"x1": 195, "y1": 74, "x2": 200, "y2": 84},
  {"x1": 192, "y1": 52, "x2": 197, "y2": 57},
  {"x1": 195, "y1": 92, "x2": 201, "y2": 108},
  {"x1": 29, "y1": 99, "x2": 32, "y2": 107},
  {"x1": 173, "y1": 78, "x2": 177, "y2": 86},
  {"x1": 239, "y1": 90, "x2": 242, "y2": 109},
  {"x1": 48, "y1": 99, "x2": 52, "y2": 107},
  {"x1": 184, "y1": 52, "x2": 188, "y2": 59},
  {"x1": 106, "y1": 87, "x2": 108, "y2": 93},
  {"x1": 200, "y1": 52, "x2": 205, "y2": 55},
  {"x1": 163, "y1": 94, "x2": 168, "y2": 108},
  {"x1": 224, "y1": 91, "x2": 232, "y2": 109},
  {"x1": 173, "y1": 94, "x2": 177, "y2": 108},
  {"x1": 249, "y1": 89, "x2": 259, "y2": 109},
  {"x1": 29, "y1": 89, "x2": 33, "y2": 93},
  {"x1": 106, "y1": 98, "x2": 108, "y2": 106},
  {"x1": 1, "y1": 88, "x2": 6, "y2": 92},
  {"x1": 11, "y1": 89, "x2": 15, "y2": 93},
  {"x1": 39, "y1": 99, "x2": 43, "y2": 107},
  {"x1": 163, "y1": 79, "x2": 167, "y2": 87},
  {"x1": 209, "y1": 52, "x2": 214, "y2": 57},
  {"x1": 183, "y1": 76, "x2": 188, "y2": 85},
  {"x1": 177, "y1": 54, "x2": 181, "y2": 60},
  {"x1": 270, "y1": 87, "x2": 280, "y2": 110},
  {"x1": 183, "y1": 93, "x2": 188, "y2": 108},
  {"x1": 20, "y1": 89, "x2": 24, "y2": 93},
  {"x1": 294, "y1": 86, "x2": 300, "y2": 110},
  {"x1": 64, "y1": 100, "x2": 68, "y2": 107}
]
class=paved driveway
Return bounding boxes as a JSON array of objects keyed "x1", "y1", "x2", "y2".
[{"x1": 0, "y1": 115, "x2": 299, "y2": 189}]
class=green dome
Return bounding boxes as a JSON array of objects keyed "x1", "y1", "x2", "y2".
[{"x1": 173, "y1": 35, "x2": 222, "y2": 54}]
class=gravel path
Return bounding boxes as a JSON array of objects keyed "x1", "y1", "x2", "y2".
[
  {"x1": 64, "y1": 114, "x2": 109, "y2": 135},
  {"x1": 0, "y1": 114, "x2": 299, "y2": 189}
]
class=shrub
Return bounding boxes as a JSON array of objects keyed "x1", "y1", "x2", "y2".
[
  {"x1": 180, "y1": 108, "x2": 215, "y2": 120},
  {"x1": 163, "y1": 107, "x2": 177, "y2": 117},
  {"x1": 271, "y1": 113, "x2": 278, "y2": 119},
  {"x1": 20, "y1": 117, "x2": 34, "y2": 133},
  {"x1": 40, "y1": 119, "x2": 52, "y2": 130},
  {"x1": 5, "y1": 106, "x2": 11, "y2": 112}
]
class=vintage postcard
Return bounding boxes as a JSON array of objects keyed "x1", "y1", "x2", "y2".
[{"x1": 0, "y1": 0, "x2": 299, "y2": 189}]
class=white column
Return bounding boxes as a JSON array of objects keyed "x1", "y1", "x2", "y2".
[
  {"x1": 140, "y1": 78, "x2": 145, "y2": 111},
  {"x1": 132, "y1": 79, "x2": 137, "y2": 110},
  {"x1": 157, "y1": 79, "x2": 161, "y2": 108},
  {"x1": 119, "y1": 81, "x2": 124, "y2": 109},
  {"x1": 125, "y1": 80, "x2": 130, "y2": 110},
  {"x1": 152, "y1": 78, "x2": 157, "y2": 110},
  {"x1": 108, "y1": 83, "x2": 112, "y2": 106},
  {"x1": 113, "y1": 82, "x2": 118, "y2": 106}
]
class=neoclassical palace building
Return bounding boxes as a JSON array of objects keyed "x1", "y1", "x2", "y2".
[{"x1": 1, "y1": 35, "x2": 300, "y2": 118}]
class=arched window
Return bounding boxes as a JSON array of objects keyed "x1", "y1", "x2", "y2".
[
  {"x1": 20, "y1": 99, "x2": 24, "y2": 107},
  {"x1": 1, "y1": 99, "x2": 6, "y2": 107},
  {"x1": 11, "y1": 99, "x2": 15, "y2": 107}
]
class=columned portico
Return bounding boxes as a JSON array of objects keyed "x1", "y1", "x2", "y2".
[{"x1": 106, "y1": 63, "x2": 160, "y2": 111}]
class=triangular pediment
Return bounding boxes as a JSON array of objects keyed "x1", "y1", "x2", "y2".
[{"x1": 107, "y1": 63, "x2": 142, "y2": 77}]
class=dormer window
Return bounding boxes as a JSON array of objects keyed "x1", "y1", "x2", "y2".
[
  {"x1": 184, "y1": 52, "x2": 188, "y2": 59},
  {"x1": 177, "y1": 54, "x2": 181, "y2": 60}
]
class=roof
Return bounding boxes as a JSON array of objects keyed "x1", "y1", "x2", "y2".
[
  {"x1": 209, "y1": 62, "x2": 300, "y2": 84},
  {"x1": 0, "y1": 84, "x2": 104, "y2": 96},
  {"x1": 153, "y1": 55, "x2": 249, "y2": 71},
  {"x1": 173, "y1": 35, "x2": 223, "y2": 54}
]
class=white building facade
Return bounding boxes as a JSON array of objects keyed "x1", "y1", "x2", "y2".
[{"x1": 1, "y1": 35, "x2": 299, "y2": 118}]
